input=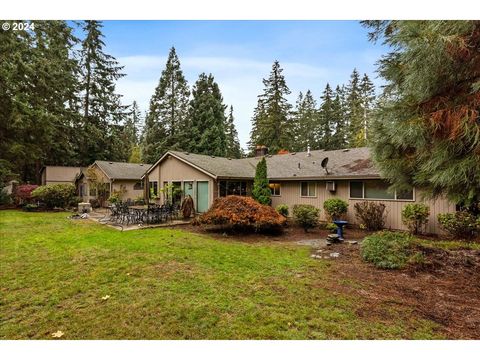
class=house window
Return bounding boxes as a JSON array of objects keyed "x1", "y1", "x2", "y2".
[
  {"x1": 79, "y1": 184, "x2": 86, "y2": 197},
  {"x1": 89, "y1": 187, "x2": 97, "y2": 197},
  {"x1": 300, "y1": 182, "x2": 316, "y2": 197},
  {"x1": 364, "y1": 180, "x2": 395, "y2": 200},
  {"x1": 149, "y1": 181, "x2": 158, "y2": 196},
  {"x1": 269, "y1": 183, "x2": 281, "y2": 196},
  {"x1": 349, "y1": 180, "x2": 414, "y2": 200},
  {"x1": 134, "y1": 181, "x2": 144, "y2": 190},
  {"x1": 219, "y1": 181, "x2": 247, "y2": 196},
  {"x1": 350, "y1": 181, "x2": 364, "y2": 198}
]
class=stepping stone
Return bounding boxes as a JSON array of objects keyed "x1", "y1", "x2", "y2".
[
  {"x1": 329, "y1": 252, "x2": 340, "y2": 258},
  {"x1": 347, "y1": 240, "x2": 358, "y2": 245}
]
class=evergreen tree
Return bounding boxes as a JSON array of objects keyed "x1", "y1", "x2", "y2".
[
  {"x1": 186, "y1": 73, "x2": 227, "y2": 156},
  {"x1": 329, "y1": 85, "x2": 348, "y2": 149},
  {"x1": 345, "y1": 68, "x2": 363, "y2": 147},
  {"x1": 79, "y1": 20, "x2": 127, "y2": 164},
  {"x1": 252, "y1": 157, "x2": 271, "y2": 205},
  {"x1": 358, "y1": 73, "x2": 376, "y2": 146},
  {"x1": 142, "y1": 47, "x2": 190, "y2": 163},
  {"x1": 363, "y1": 20, "x2": 480, "y2": 206},
  {"x1": 225, "y1": 106, "x2": 242, "y2": 158},
  {"x1": 318, "y1": 84, "x2": 335, "y2": 150},
  {"x1": 128, "y1": 145, "x2": 142, "y2": 163},
  {"x1": 292, "y1": 90, "x2": 319, "y2": 152},
  {"x1": 0, "y1": 21, "x2": 81, "y2": 182},
  {"x1": 249, "y1": 61, "x2": 292, "y2": 153}
]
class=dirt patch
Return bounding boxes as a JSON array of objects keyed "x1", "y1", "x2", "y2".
[
  {"x1": 182, "y1": 223, "x2": 370, "y2": 244},
  {"x1": 323, "y1": 243, "x2": 480, "y2": 339}
]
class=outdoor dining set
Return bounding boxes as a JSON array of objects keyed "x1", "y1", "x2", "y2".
[{"x1": 107, "y1": 202, "x2": 181, "y2": 225}]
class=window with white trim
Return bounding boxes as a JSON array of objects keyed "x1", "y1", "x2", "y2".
[
  {"x1": 300, "y1": 182, "x2": 316, "y2": 197},
  {"x1": 349, "y1": 180, "x2": 414, "y2": 200}
]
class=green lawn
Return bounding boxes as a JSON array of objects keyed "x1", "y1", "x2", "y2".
[{"x1": 0, "y1": 211, "x2": 440, "y2": 339}]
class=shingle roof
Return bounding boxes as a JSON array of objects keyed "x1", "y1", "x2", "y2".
[
  {"x1": 95, "y1": 161, "x2": 152, "y2": 180},
  {"x1": 166, "y1": 147, "x2": 380, "y2": 180},
  {"x1": 43, "y1": 166, "x2": 82, "y2": 182}
]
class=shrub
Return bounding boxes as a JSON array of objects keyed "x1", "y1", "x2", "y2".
[
  {"x1": 0, "y1": 189, "x2": 12, "y2": 205},
  {"x1": 361, "y1": 231, "x2": 419, "y2": 269},
  {"x1": 22, "y1": 203, "x2": 39, "y2": 212},
  {"x1": 354, "y1": 201, "x2": 387, "y2": 231},
  {"x1": 31, "y1": 184, "x2": 76, "y2": 209},
  {"x1": 325, "y1": 222, "x2": 337, "y2": 233},
  {"x1": 323, "y1": 198, "x2": 348, "y2": 221},
  {"x1": 193, "y1": 195, "x2": 286, "y2": 232},
  {"x1": 402, "y1": 203, "x2": 430, "y2": 234},
  {"x1": 293, "y1": 204, "x2": 320, "y2": 232},
  {"x1": 108, "y1": 191, "x2": 122, "y2": 204},
  {"x1": 252, "y1": 157, "x2": 271, "y2": 205},
  {"x1": 275, "y1": 204, "x2": 289, "y2": 217},
  {"x1": 437, "y1": 211, "x2": 480, "y2": 240},
  {"x1": 14, "y1": 184, "x2": 38, "y2": 204},
  {"x1": 89, "y1": 198, "x2": 101, "y2": 208}
]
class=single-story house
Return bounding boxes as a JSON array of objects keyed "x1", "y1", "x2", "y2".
[
  {"x1": 143, "y1": 147, "x2": 455, "y2": 234},
  {"x1": 77, "y1": 160, "x2": 151, "y2": 204},
  {"x1": 40, "y1": 166, "x2": 82, "y2": 186}
]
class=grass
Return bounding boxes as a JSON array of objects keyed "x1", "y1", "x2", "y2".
[{"x1": 0, "y1": 211, "x2": 442, "y2": 339}]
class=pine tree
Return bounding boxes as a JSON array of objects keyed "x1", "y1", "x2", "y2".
[
  {"x1": 0, "y1": 21, "x2": 81, "y2": 182},
  {"x1": 252, "y1": 157, "x2": 271, "y2": 205},
  {"x1": 225, "y1": 106, "x2": 242, "y2": 158},
  {"x1": 318, "y1": 84, "x2": 335, "y2": 150},
  {"x1": 79, "y1": 20, "x2": 127, "y2": 164},
  {"x1": 249, "y1": 61, "x2": 292, "y2": 154},
  {"x1": 328, "y1": 85, "x2": 348, "y2": 149},
  {"x1": 186, "y1": 73, "x2": 227, "y2": 156},
  {"x1": 292, "y1": 90, "x2": 318, "y2": 151},
  {"x1": 358, "y1": 73, "x2": 376, "y2": 146},
  {"x1": 363, "y1": 20, "x2": 480, "y2": 206},
  {"x1": 142, "y1": 47, "x2": 190, "y2": 163},
  {"x1": 345, "y1": 68, "x2": 363, "y2": 147}
]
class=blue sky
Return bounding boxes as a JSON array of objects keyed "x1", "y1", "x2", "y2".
[{"x1": 87, "y1": 21, "x2": 388, "y2": 149}]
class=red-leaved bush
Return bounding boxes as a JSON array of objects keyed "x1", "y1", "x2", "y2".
[
  {"x1": 193, "y1": 195, "x2": 286, "y2": 231},
  {"x1": 14, "y1": 184, "x2": 38, "y2": 204}
]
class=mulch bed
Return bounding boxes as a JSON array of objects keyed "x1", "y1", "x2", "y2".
[
  {"x1": 184, "y1": 223, "x2": 370, "y2": 243},
  {"x1": 323, "y1": 242, "x2": 480, "y2": 339}
]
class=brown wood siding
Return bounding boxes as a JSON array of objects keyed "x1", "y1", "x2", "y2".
[
  {"x1": 270, "y1": 180, "x2": 455, "y2": 234},
  {"x1": 148, "y1": 155, "x2": 215, "y2": 208}
]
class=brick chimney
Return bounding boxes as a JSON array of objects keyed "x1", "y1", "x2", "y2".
[{"x1": 255, "y1": 145, "x2": 268, "y2": 157}]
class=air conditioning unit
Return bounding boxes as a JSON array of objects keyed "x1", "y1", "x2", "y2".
[{"x1": 326, "y1": 181, "x2": 336, "y2": 192}]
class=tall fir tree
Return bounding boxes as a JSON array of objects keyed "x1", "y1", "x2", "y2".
[
  {"x1": 358, "y1": 73, "x2": 376, "y2": 145},
  {"x1": 249, "y1": 61, "x2": 292, "y2": 154},
  {"x1": 329, "y1": 85, "x2": 348, "y2": 149},
  {"x1": 292, "y1": 90, "x2": 319, "y2": 152},
  {"x1": 345, "y1": 68, "x2": 363, "y2": 147},
  {"x1": 141, "y1": 47, "x2": 190, "y2": 163},
  {"x1": 225, "y1": 106, "x2": 242, "y2": 158},
  {"x1": 0, "y1": 21, "x2": 81, "y2": 182},
  {"x1": 318, "y1": 84, "x2": 336, "y2": 150},
  {"x1": 79, "y1": 20, "x2": 127, "y2": 164},
  {"x1": 186, "y1": 73, "x2": 227, "y2": 156}
]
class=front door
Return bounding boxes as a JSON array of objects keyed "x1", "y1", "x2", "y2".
[{"x1": 196, "y1": 181, "x2": 209, "y2": 213}]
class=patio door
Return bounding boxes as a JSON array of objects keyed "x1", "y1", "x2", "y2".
[
  {"x1": 196, "y1": 181, "x2": 209, "y2": 213},
  {"x1": 183, "y1": 181, "x2": 194, "y2": 209}
]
